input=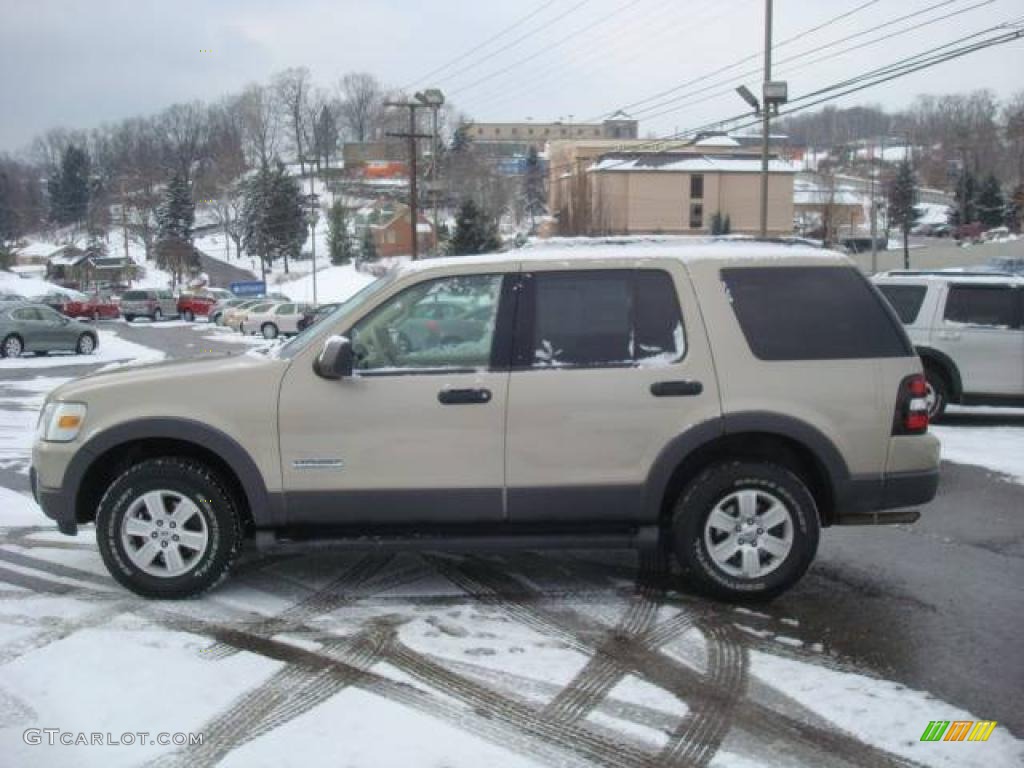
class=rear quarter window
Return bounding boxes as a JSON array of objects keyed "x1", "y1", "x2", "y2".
[
  {"x1": 876, "y1": 283, "x2": 928, "y2": 324},
  {"x1": 721, "y1": 266, "x2": 912, "y2": 360}
]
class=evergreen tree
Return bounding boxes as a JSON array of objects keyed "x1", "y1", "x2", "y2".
[
  {"x1": 450, "y1": 199, "x2": 501, "y2": 256},
  {"x1": 975, "y1": 174, "x2": 1005, "y2": 228},
  {"x1": 241, "y1": 166, "x2": 274, "y2": 280},
  {"x1": 887, "y1": 159, "x2": 921, "y2": 269},
  {"x1": 1008, "y1": 184, "x2": 1023, "y2": 233},
  {"x1": 327, "y1": 200, "x2": 353, "y2": 265},
  {"x1": 450, "y1": 125, "x2": 472, "y2": 154},
  {"x1": 360, "y1": 227, "x2": 378, "y2": 262},
  {"x1": 0, "y1": 167, "x2": 19, "y2": 255},
  {"x1": 49, "y1": 145, "x2": 91, "y2": 226},
  {"x1": 267, "y1": 162, "x2": 307, "y2": 274},
  {"x1": 523, "y1": 146, "x2": 545, "y2": 232},
  {"x1": 949, "y1": 168, "x2": 977, "y2": 226},
  {"x1": 157, "y1": 173, "x2": 195, "y2": 242}
]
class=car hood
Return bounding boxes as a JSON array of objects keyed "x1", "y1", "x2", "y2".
[{"x1": 48, "y1": 350, "x2": 289, "y2": 403}]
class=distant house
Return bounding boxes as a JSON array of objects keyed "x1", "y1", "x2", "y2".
[
  {"x1": 366, "y1": 203, "x2": 436, "y2": 258},
  {"x1": 47, "y1": 245, "x2": 137, "y2": 289}
]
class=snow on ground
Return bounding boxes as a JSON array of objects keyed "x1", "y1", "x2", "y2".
[
  {"x1": 276, "y1": 263, "x2": 375, "y2": 304},
  {"x1": 933, "y1": 406, "x2": 1024, "y2": 485},
  {"x1": 0, "y1": 328, "x2": 165, "y2": 371},
  {"x1": 0, "y1": 485, "x2": 41, "y2": 526},
  {"x1": 0, "y1": 375, "x2": 70, "y2": 476}
]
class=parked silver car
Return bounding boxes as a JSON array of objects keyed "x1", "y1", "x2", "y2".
[
  {"x1": 0, "y1": 303, "x2": 99, "y2": 358},
  {"x1": 120, "y1": 289, "x2": 178, "y2": 322}
]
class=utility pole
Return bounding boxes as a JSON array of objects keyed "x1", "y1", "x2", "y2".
[
  {"x1": 870, "y1": 138, "x2": 878, "y2": 274},
  {"x1": 431, "y1": 105, "x2": 440, "y2": 255},
  {"x1": 759, "y1": 0, "x2": 773, "y2": 239},
  {"x1": 386, "y1": 101, "x2": 432, "y2": 260},
  {"x1": 309, "y1": 170, "x2": 318, "y2": 305}
]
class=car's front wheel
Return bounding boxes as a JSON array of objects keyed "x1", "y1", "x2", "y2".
[
  {"x1": 153, "y1": 309, "x2": 163, "y2": 322},
  {"x1": 183, "y1": 309, "x2": 195, "y2": 322},
  {"x1": 923, "y1": 366, "x2": 949, "y2": 422},
  {"x1": 261, "y1": 323, "x2": 278, "y2": 340},
  {"x1": 95, "y1": 458, "x2": 242, "y2": 598},
  {"x1": 671, "y1": 461, "x2": 820, "y2": 601}
]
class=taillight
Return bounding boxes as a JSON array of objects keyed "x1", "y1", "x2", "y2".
[{"x1": 893, "y1": 373, "x2": 929, "y2": 435}]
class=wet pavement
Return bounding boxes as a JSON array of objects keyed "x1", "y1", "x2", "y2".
[{"x1": 0, "y1": 323, "x2": 1021, "y2": 765}]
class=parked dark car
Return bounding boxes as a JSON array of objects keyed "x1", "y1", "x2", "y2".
[
  {"x1": 296, "y1": 303, "x2": 340, "y2": 332},
  {"x1": 61, "y1": 292, "x2": 120, "y2": 320},
  {"x1": 0, "y1": 303, "x2": 99, "y2": 358}
]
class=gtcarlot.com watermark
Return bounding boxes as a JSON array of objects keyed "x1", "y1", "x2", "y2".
[{"x1": 24, "y1": 729, "x2": 204, "y2": 747}]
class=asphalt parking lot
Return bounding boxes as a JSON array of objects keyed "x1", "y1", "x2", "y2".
[{"x1": 0, "y1": 321, "x2": 1021, "y2": 766}]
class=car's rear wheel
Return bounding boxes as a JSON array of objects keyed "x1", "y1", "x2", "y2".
[
  {"x1": 153, "y1": 309, "x2": 163, "y2": 322},
  {"x1": 923, "y1": 366, "x2": 949, "y2": 422},
  {"x1": 261, "y1": 323, "x2": 278, "y2": 340},
  {"x1": 96, "y1": 458, "x2": 242, "y2": 599},
  {"x1": 183, "y1": 309, "x2": 195, "y2": 322},
  {"x1": 124, "y1": 314, "x2": 135, "y2": 323},
  {"x1": 75, "y1": 333, "x2": 96, "y2": 355},
  {"x1": 671, "y1": 461, "x2": 820, "y2": 601},
  {"x1": 1, "y1": 334, "x2": 23, "y2": 358}
]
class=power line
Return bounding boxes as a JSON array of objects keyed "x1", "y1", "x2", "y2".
[{"x1": 400, "y1": 0, "x2": 565, "y2": 91}]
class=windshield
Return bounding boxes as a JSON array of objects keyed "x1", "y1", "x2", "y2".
[{"x1": 273, "y1": 273, "x2": 397, "y2": 360}]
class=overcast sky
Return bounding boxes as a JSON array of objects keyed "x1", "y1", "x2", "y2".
[{"x1": 1, "y1": 0, "x2": 1022, "y2": 153}]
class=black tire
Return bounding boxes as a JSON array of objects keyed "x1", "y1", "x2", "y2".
[
  {"x1": 183, "y1": 309, "x2": 195, "y2": 322},
  {"x1": 75, "y1": 333, "x2": 97, "y2": 355},
  {"x1": 1, "y1": 334, "x2": 23, "y2": 358},
  {"x1": 95, "y1": 458, "x2": 242, "y2": 599},
  {"x1": 261, "y1": 323, "x2": 278, "y2": 340},
  {"x1": 923, "y1": 366, "x2": 949, "y2": 422},
  {"x1": 125, "y1": 314, "x2": 135, "y2": 323},
  {"x1": 671, "y1": 461, "x2": 820, "y2": 601},
  {"x1": 153, "y1": 309, "x2": 163, "y2": 322}
]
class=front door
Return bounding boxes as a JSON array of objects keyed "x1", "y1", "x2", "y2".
[
  {"x1": 278, "y1": 272, "x2": 511, "y2": 526},
  {"x1": 505, "y1": 265, "x2": 720, "y2": 523},
  {"x1": 935, "y1": 284, "x2": 1024, "y2": 396}
]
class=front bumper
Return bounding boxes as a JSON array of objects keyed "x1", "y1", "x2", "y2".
[{"x1": 30, "y1": 466, "x2": 78, "y2": 535}]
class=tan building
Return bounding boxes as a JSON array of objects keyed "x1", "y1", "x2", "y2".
[
  {"x1": 466, "y1": 112, "x2": 638, "y2": 151},
  {"x1": 550, "y1": 135, "x2": 796, "y2": 236}
]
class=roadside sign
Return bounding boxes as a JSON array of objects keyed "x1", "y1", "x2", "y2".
[{"x1": 230, "y1": 281, "x2": 266, "y2": 297}]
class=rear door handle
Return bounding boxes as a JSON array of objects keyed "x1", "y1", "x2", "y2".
[
  {"x1": 438, "y1": 388, "x2": 492, "y2": 405},
  {"x1": 650, "y1": 380, "x2": 703, "y2": 397}
]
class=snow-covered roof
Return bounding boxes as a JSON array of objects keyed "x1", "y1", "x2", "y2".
[
  {"x1": 48, "y1": 247, "x2": 89, "y2": 266},
  {"x1": 399, "y1": 236, "x2": 846, "y2": 276},
  {"x1": 590, "y1": 154, "x2": 795, "y2": 174},
  {"x1": 694, "y1": 135, "x2": 740, "y2": 148}
]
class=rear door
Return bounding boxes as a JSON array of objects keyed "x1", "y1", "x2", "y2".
[
  {"x1": 935, "y1": 284, "x2": 1024, "y2": 395},
  {"x1": 505, "y1": 263, "x2": 720, "y2": 523}
]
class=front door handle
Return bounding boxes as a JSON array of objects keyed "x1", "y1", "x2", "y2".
[
  {"x1": 651, "y1": 380, "x2": 703, "y2": 397},
  {"x1": 438, "y1": 388, "x2": 492, "y2": 405}
]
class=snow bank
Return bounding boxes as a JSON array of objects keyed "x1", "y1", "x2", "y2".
[
  {"x1": 933, "y1": 407, "x2": 1024, "y2": 484},
  {"x1": 277, "y1": 264, "x2": 375, "y2": 304}
]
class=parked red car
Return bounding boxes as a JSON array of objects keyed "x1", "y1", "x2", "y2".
[
  {"x1": 61, "y1": 293, "x2": 120, "y2": 320},
  {"x1": 176, "y1": 290, "x2": 231, "y2": 321},
  {"x1": 954, "y1": 222, "x2": 985, "y2": 242}
]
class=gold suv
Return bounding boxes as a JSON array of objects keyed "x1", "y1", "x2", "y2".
[{"x1": 32, "y1": 240, "x2": 940, "y2": 599}]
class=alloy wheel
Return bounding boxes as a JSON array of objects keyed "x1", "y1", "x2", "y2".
[
  {"x1": 703, "y1": 488, "x2": 794, "y2": 580},
  {"x1": 120, "y1": 490, "x2": 210, "y2": 578}
]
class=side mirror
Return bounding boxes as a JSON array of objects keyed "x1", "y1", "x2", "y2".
[{"x1": 314, "y1": 335, "x2": 354, "y2": 380}]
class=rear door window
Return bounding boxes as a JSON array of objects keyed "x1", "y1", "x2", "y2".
[
  {"x1": 721, "y1": 266, "x2": 912, "y2": 360},
  {"x1": 943, "y1": 286, "x2": 1021, "y2": 328},
  {"x1": 520, "y1": 270, "x2": 684, "y2": 367},
  {"x1": 876, "y1": 284, "x2": 928, "y2": 324}
]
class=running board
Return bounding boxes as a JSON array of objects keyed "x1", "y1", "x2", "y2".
[
  {"x1": 253, "y1": 525, "x2": 661, "y2": 553},
  {"x1": 836, "y1": 510, "x2": 921, "y2": 526}
]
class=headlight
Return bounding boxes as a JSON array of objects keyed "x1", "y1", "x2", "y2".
[{"x1": 38, "y1": 402, "x2": 87, "y2": 443}]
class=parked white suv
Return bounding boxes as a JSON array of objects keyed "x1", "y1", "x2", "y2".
[{"x1": 873, "y1": 271, "x2": 1024, "y2": 419}]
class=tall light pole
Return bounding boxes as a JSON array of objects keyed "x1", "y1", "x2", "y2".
[
  {"x1": 738, "y1": 0, "x2": 785, "y2": 239},
  {"x1": 760, "y1": 0, "x2": 773, "y2": 239}
]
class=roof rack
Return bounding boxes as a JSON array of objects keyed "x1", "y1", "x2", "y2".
[{"x1": 878, "y1": 269, "x2": 1020, "y2": 278}]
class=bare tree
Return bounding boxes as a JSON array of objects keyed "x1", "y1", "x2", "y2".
[
  {"x1": 158, "y1": 101, "x2": 208, "y2": 183},
  {"x1": 240, "y1": 84, "x2": 278, "y2": 169},
  {"x1": 274, "y1": 67, "x2": 312, "y2": 175},
  {"x1": 1003, "y1": 91, "x2": 1024, "y2": 185},
  {"x1": 337, "y1": 72, "x2": 384, "y2": 142}
]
